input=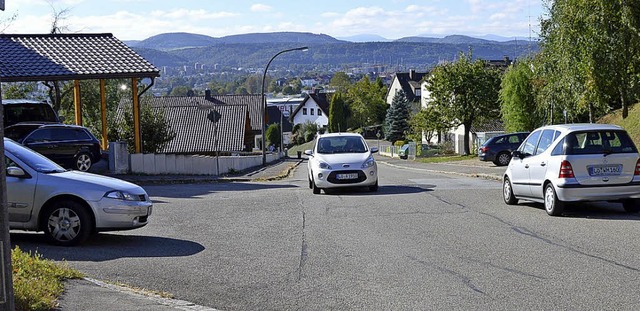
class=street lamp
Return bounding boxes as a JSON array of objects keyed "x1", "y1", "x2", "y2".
[{"x1": 261, "y1": 46, "x2": 308, "y2": 166}]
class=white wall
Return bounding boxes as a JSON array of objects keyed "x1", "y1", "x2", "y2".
[
  {"x1": 129, "y1": 153, "x2": 282, "y2": 175},
  {"x1": 292, "y1": 97, "x2": 328, "y2": 128}
]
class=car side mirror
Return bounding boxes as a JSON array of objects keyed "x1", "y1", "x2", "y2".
[
  {"x1": 304, "y1": 150, "x2": 313, "y2": 156},
  {"x1": 370, "y1": 147, "x2": 378, "y2": 154},
  {"x1": 7, "y1": 166, "x2": 26, "y2": 177},
  {"x1": 511, "y1": 150, "x2": 524, "y2": 159}
]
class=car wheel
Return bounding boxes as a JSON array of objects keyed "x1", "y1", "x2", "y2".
[
  {"x1": 544, "y1": 183, "x2": 564, "y2": 216},
  {"x1": 308, "y1": 174, "x2": 313, "y2": 189},
  {"x1": 622, "y1": 199, "x2": 640, "y2": 213},
  {"x1": 369, "y1": 180, "x2": 379, "y2": 192},
  {"x1": 75, "y1": 152, "x2": 93, "y2": 171},
  {"x1": 43, "y1": 200, "x2": 92, "y2": 246},
  {"x1": 494, "y1": 152, "x2": 511, "y2": 166},
  {"x1": 503, "y1": 177, "x2": 518, "y2": 205},
  {"x1": 312, "y1": 178, "x2": 321, "y2": 194}
]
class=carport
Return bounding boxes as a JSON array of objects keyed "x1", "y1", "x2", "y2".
[{"x1": 0, "y1": 33, "x2": 160, "y2": 152}]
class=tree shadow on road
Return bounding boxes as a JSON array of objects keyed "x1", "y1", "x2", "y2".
[
  {"x1": 145, "y1": 182, "x2": 299, "y2": 199},
  {"x1": 10, "y1": 233, "x2": 205, "y2": 261}
]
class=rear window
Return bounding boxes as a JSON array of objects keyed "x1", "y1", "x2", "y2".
[
  {"x1": 564, "y1": 130, "x2": 638, "y2": 155},
  {"x1": 4, "y1": 103, "x2": 59, "y2": 127}
]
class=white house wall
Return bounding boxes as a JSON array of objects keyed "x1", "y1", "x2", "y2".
[
  {"x1": 292, "y1": 98, "x2": 328, "y2": 128},
  {"x1": 386, "y1": 78, "x2": 404, "y2": 105}
]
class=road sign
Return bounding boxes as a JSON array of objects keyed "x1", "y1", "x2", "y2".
[{"x1": 207, "y1": 110, "x2": 221, "y2": 124}]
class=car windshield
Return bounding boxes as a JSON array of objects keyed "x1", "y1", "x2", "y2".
[
  {"x1": 317, "y1": 136, "x2": 367, "y2": 154},
  {"x1": 4, "y1": 138, "x2": 66, "y2": 173}
]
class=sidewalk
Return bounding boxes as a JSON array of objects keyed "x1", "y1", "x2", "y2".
[{"x1": 57, "y1": 155, "x2": 503, "y2": 310}]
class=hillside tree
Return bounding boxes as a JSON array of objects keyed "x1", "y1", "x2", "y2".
[
  {"x1": 328, "y1": 92, "x2": 348, "y2": 133},
  {"x1": 345, "y1": 76, "x2": 388, "y2": 130},
  {"x1": 500, "y1": 58, "x2": 544, "y2": 132}
]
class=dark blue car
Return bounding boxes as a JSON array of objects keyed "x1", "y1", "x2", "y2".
[{"x1": 478, "y1": 132, "x2": 529, "y2": 166}]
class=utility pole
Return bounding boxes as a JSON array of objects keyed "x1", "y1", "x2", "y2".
[{"x1": 0, "y1": 7, "x2": 16, "y2": 307}]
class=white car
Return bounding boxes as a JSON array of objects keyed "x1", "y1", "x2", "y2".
[
  {"x1": 305, "y1": 133, "x2": 378, "y2": 194},
  {"x1": 502, "y1": 124, "x2": 640, "y2": 216},
  {"x1": 5, "y1": 138, "x2": 152, "y2": 245}
]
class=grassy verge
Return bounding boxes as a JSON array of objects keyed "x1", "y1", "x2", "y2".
[
  {"x1": 414, "y1": 154, "x2": 477, "y2": 163},
  {"x1": 12, "y1": 246, "x2": 84, "y2": 311}
]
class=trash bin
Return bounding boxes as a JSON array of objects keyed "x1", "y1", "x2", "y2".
[{"x1": 297, "y1": 151, "x2": 302, "y2": 159}]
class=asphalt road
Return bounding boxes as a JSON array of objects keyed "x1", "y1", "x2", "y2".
[{"x1": 12, "y1": 161, "x2": 640, "y2": 310}]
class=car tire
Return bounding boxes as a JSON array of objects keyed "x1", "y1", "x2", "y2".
[
  {"x1": 312, "y1": 178, "x2": 321, "y2": 194},
  {"x1": 369, "y1": 180, "x2": 379, "y2": 192},
  {"x1": 544, "y1": 183, "x2": 564, "y2": 216},
  {"x1": 74, "y1": 152, "x2": 93, "y2": 171},
  {"x1": 308, "y1": 174, "x2": 313, "y2": 189},
  {"x1": 494, "y1": 152, "x2": 511, "y2": 166},
  {"x1": 42, "y1": 200, "x2": 92, "y2": 246},
  {"x1": 503, "y1": 177, "x2": 518, "y2": 205},
  {"x1": 622, "y1": 199, "x2": 640, "y2": 213}
]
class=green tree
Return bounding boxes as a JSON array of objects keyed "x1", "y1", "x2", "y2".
[
  {"x1": 409, "y1": 106, "x2": 449, "y2": 144},
  {"x1": 426, "y1": 51, "x2": 502, "y2": 155},
  {"x1": 345, "y1": 76, "x2": 388, "y2": 129},
  {"x1": 109, "y1": 100, "x2": 176, "y2": 154},
  {"x1": 265, "y1": 123, "x2": 281, "y2": 148},
  {"x1": 499, "y1": 59, "x2": 543, "y2": 132},
  {"x1": 384, "y1": 90, "x2": 411, "y2": 143},
  {"x1": 1, "y1": 83, "x2": 37, "y2": 99},
  {"x1": 329, "y1": 72, "x2": 351, "y2": 92},
  {"x1": 328, "y1": 92, "x2": 348, "y2": 133}
]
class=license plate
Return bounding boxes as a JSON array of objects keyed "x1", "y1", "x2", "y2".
[
  {"x1": 588, "y1": 164, "x2": 622, "y2": 176},
  {"x1": 336, "y1": 173, "x2": 358, "y2": 180}
]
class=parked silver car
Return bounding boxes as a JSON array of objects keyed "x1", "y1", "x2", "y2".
[
  {"x1": 502, "y1": 124, "x2": 640, "y2": 216},
  {"x1": 305, "y1": 133, "x2": 378, "y2": 194},
  {"x1": 5, "y1": 138, "x2": 152, "y2": 245}
]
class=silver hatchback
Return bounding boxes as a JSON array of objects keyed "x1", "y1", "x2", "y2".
[
  {"x1": 502, "y1": 124, "x2": 640, "y2": 216},
  {"x1": 5, "y1": 138, "x2": 152, "y2": 245}
]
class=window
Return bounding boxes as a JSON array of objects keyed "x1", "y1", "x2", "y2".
[
  {"x1": 520, "y1": 130, "x2": 541, "y2": 155},
  {"x1": 303, "y1": 108, "x2": 307, "y2": 115},
  {"x1": 317, "y1": 108, "x2": 322, "y2": 116},
  {"x1": 535, "y1": 129, "x2": 557, "y2": 155},
  {"x1": 310, "y1": 108, "x2": 314, "y2": 115},
  {"x1": 565, "y1": 130, "x2": 638, "y2": 155}
]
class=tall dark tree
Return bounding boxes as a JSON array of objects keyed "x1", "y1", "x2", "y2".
[
  {"x1": 328, "y1": 92, "x2": 348, "y2": 133},
  {"x1": 500, "y1": 59, "x2": 543, "y2": 132},
  {"x1": 384, "y1": 90, "x2": 411, "y2": 143}
]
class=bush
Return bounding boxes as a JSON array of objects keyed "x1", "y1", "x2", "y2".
[
  {"x1": 12, "y1": 246, "x2": 84, "y2": 311},
  {"x1": 394, "y1": 140, "x2": 406, "y2": 147}
]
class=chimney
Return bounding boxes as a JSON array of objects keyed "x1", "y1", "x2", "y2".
[
  {"x1": 409, "y1": 69, "x2": 416, "y2": 81},
  {"x1": 205, "y1": 89, "x2": 211, "y2": 100}
]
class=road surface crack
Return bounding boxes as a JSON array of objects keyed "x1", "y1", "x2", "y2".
[{"x1": 297, "y1": 211, "x2": 308, "y2": 281}]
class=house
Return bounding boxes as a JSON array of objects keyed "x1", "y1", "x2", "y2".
[
  {"x1": 290, "y1": 91, "x2": 330, "y2": 130},
  {"x1": 386, "y1": 69, "x2": 429, "y2": 110},
  {"x1": 118, "y1": 93, "x2": 262, "y2": 154}
]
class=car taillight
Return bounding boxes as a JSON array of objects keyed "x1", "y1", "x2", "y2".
[
  {"x1": 559, "y1": 160, "x2": 575, "y2": 178},
  {"x1": 480, "y1": 147, "x2": 489, "y2": 153},
  {"x1": 635, "y1": 159, "x2": 640, "y2": 176}
]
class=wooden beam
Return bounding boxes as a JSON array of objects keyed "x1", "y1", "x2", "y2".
[
  {"x1": 100, "y1": 79, "x2": 108, "y2": 150},
  {"x1": 132, "y1": 78, "x2": 141, "y2": 153},
  {"x1": 73, "y1": 80, "x2": 82, "y2": 125}
]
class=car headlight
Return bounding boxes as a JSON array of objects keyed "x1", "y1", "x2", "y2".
[
  {"x1": 319, "y1": 162, "x2": 332, "y2": 169},
  {"x1": 362, "y1": 156, "x2": 375, "y2": 168},
  {"x1": 105, "y1": 190, "x2": 141, "y2": 201}
]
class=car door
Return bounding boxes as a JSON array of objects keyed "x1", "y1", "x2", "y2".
[
  {"x1": 23, "y1": 128, "x2": 59, "y2": 161},
  {"x1": 5, "y1": 154, "x2": 37, "y2": 223},
  {"x1": 527, "y1": 129, "x2": 558, "y2": 199},
  {"x1": 509, "y1": 130, "x2": 542, "y2": 197}
]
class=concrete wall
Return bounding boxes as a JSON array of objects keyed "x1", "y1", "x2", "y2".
[{"x1": 128, "y1": 153, "x2": 282, "y2": 175}]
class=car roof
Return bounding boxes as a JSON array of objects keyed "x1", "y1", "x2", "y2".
[
  {"x1": 6, "y1": 122, "x2": 84, "y2": 130},
  {"x1": 535, "y1": 123, "x2": 624, "y2": 133},
  {"x1": 317, "y1": 132, "x2": 364, "y2": 138},
  {"x1": 1, "y1": 99, "x2": 50, "y2": 105}
]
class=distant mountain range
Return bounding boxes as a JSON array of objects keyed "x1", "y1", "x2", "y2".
[{"x1": 125, "y1": 32, "x2": 539, "y2": 71}]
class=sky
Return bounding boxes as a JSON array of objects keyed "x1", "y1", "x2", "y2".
[{"x1": 1, "y1": 0, "x2": 546, "y2": 41}]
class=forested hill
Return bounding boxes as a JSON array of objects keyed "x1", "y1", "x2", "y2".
[{"x1": 127, "y1": 32, "x2": 539, "y2": 71}]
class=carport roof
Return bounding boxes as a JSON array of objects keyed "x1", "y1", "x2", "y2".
[{"x1": 0, "y1": 33, "x2": 160, "y2": 82}]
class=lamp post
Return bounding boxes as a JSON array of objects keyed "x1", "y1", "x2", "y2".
[{"x1": 261, "y1": 46, "x2": 308, "y2": 166}]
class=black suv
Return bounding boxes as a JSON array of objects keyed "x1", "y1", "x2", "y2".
[
  {"x1": 478, "y1": 132, "x2": 529, "y2": 166},
  {"x1": 5, "y1": 123, "x2": 102, "y2": 171},
  {"x1": 2, "y1": 99, "x2": 61, "y2": 128}
]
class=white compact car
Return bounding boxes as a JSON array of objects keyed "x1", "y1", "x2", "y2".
[
  {"x1": 502, "y1": 124, "x2": 640, "y2": 216},
  {"x1": 5, "y1": 138, "x2": 152, "y2": 245},
  {"x1": 305, "y1": 133, "x2": 378, "y2": 194}
]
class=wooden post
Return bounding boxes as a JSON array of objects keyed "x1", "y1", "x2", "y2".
[
  {"x1": 100, "y1": 79, "x2": 108, "y2": 150},
  {"x1": 74, "y1": 80, "x2": 82, "y2": 125},
  {"x1": 132, "y1": 78, "x2": 141, "y2": 153}
]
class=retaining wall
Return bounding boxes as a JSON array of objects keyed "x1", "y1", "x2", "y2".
[{"x1": 128, "y1": 153, "x2": 282, "y2": 175}]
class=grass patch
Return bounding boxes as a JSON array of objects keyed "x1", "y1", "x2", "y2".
[
  {"x1": 286, "y1": 141, "x2": 314, "y2": 156},
  {"x1": 414, "y1": 154, "x2": 477, "y2": 163},
  {"x1": 12, "y1": 246, "x2": 84, "y2": 311}
]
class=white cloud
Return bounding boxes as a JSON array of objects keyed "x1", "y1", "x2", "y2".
[{"x1": 250, "y1": 4, "x2": 272, "y2": 13}]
